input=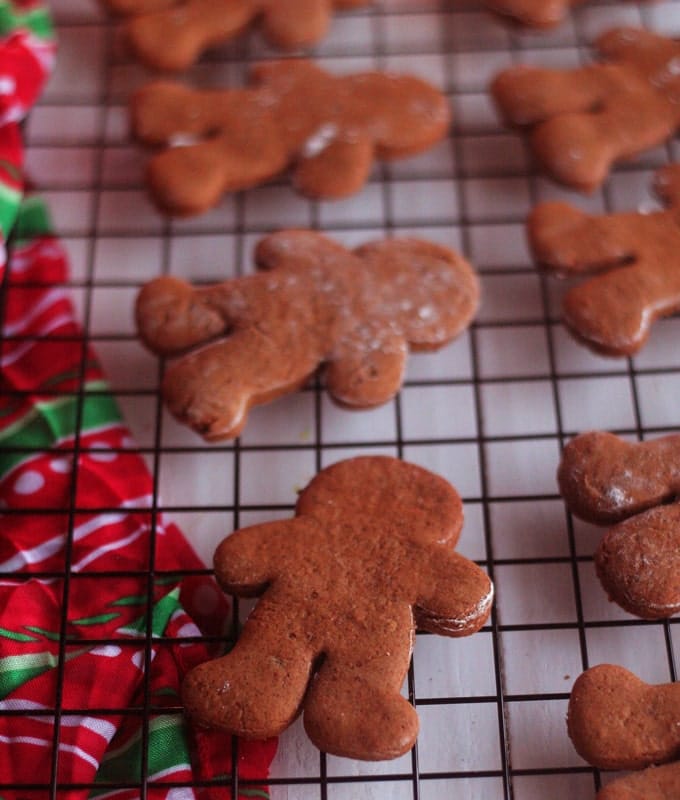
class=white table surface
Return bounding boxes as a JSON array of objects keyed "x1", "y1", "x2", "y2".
[{"x1": 30, "y1": 0, "x2": 680, "y2": 796}]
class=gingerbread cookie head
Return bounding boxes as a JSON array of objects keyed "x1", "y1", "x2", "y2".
[
  {"x1": 105, "y1": 0, "x2": 371, "y2": 73},
  {"x1": 136, "y1": 229, "x2": 479, "y2": 441},
  {"x1": 558, "y1": 431, "x2": 680, "y2": 619},
  {"x1": 528, "y1": 165, "x2": 680, "y2": 356},
  {"x1": 130, "y1": 60, "x2": 451, "y2": 216},
  {"x1": 182, "y1": 456, "x2": 493, "y2": 760},
  {"x1": 568, "y1": 664, "x2": 680, "y2": 771},
  {"x1": 491, "y1": 28, "x2": 680, "y2": 191}
]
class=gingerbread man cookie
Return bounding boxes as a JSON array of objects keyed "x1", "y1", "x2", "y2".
[
  {"x1": 568, "y1": 664, "x2": 680, "y2": 800},
  {"x1": 105, "y1": 0, "x2": 370, "y2": 72},
  {"x1": 491, "y1": 28, "x2": 680, "y2": 191},
  {"x1": 182, "y1": 456, "x2": 493, "y2": 760},
  {"x1": 558, "y1": 431, "x2": 680, "y2": 619},
  {"x1": 528, "y1": 165, "x2": 680, "y2": 356},
  {"x1": 136, "y1": 230, "x2": 479, "y2": 441},
  {"x1": 130, "y1": 60, "x2": 451, "y2": 216}
]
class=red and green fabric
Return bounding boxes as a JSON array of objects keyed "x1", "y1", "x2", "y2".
[
  {"x1": 0, "y1": 0, "x2": 55, "y2": 278},
  {"x1": 0, "y1": 197, "x2": 276, "y2": 795}
]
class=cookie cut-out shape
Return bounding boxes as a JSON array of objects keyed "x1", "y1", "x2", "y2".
[
  {"x1": 105, "y1": 0, "x2": 370, "y2": 72},
  {"x1": 558, "y1": 431, "x2": 680, "y2": 619},
  {"x1": 528, "y1": 165, "x2": 680, "y2": 356},
  {"x1": 182, "y1": 455, "x2": 493, "y2": 760},
  {"x1": 136, "y1": 230, "x2": 479, "y2": 442},
  {"x1": 130, "y1": 60, "x2": 451, "y2": 216},
  {"x1": 491, "y1": 28, "x2": 680, "y2": 191},
  {"x1": 568, "y1": 664, "x2": 680, "y2": 771}
]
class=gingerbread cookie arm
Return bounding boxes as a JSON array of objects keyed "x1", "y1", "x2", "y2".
[
  {"x1": 595, "y1": 503, "x2": 680, "y2": 619},
  {"x1": 567, "y1": 664, "x2": 680, "y2": 770},
  {"x1": 126, "y1": 0, "x2": 255, "y2": 72},
  {"x1": 491, "y1": 65, "x2": 610, "y2": 128},
  {"x1": 561, "y1": 258, "x2": 680, "y2": 356},
  {"x1": 528, "y1": 204, "x2": 641, "y2": 275},
  {"x1": 595, "y1": 27, "x2": 680, "y2": 78},
  {"x1": 558, "y1": 432, "x2": 680, "y2": 524},
  {"x1": 214, "y1": 518, "x2": 314, "y2": 595},
  {"x1": 415, "y1": 551, "x2": 493, "y2": 637},
  {"x1": 597, "y1": 761, "x2": 680, "y2": 800},
  {"x1": 136, "y1": 276, "x2": 232, "y2": 355}
]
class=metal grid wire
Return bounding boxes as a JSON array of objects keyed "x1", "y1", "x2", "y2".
[{"x1": 2, "y1": 0, "x2": 680, "y2": 796}]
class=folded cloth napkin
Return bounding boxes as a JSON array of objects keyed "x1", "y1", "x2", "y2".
[
  {"x1": 0, "y1": 197, "x2": 276, "y2": 797},
  {"x1": 0, "y1": 0, "x2": 56, "y2": 275},
  {"x1": 0, "y1": 0, "x2": 276, "y2": 795}
]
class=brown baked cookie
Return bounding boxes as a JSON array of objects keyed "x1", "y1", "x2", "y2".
[
  {"x1": 104, "y1": 0, "x2": 370, "y2": 72},
  {"x1": 568, "y1": 664, "x2": 680, "y2": 771},
  {"x1": 484, "y1": 1, "x2": 652, "y2": 28},
  {"x1": 491, "y1": 28, "x2": 680, "y2": 191},
  {"x1": 484, "y1": 0, "x2": 586, "y2": 27},
  {"x1": 130, "y1": 60, "x2": 450, "y2": 216},
  {"x1": 558, "y1": 431, "x2": 680, "y2": 619},
  {"x1": 597, "y1": 761, "x2": 680, "y2": 800},
  {"x1": 136, "y1": 230, "x2": 479, "y2": 441},
  {"x1": 528, "y1": 165, "x2": 680, "y2": 356},
  {"x1": 182, "y1": 455, "x2": 493, "y2": 760}
]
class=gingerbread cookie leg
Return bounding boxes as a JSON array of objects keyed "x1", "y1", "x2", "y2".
[
  {"x1": 595, "y1": 503, "x2": 680, "y2": 620},
  {"x1": 529, "y1": 89, "x2": 674, "y2": 192},
  {"x1": 568, "y1": 664, "x2": 680, "y2": 771},
  {"x1": 183, "y1": 598, "x2": 316, "y2": 738},
  {"x1": 126, "y1": 0, "x2": 255, "y2": 72},
  {"x1": 528, "y1": 171, "x2": 680, "y2": 356},
  {"x1": 303, "y1": 608, "x2": 418, "y2": 760},
  {"x1": 162, "y1": 328, "x2": 320, "y2": 440},
  {"x1": 147, "y1": 136, "x2": 286, "y2": 217},
  {"x1": 294, "y1": 134, "x2": 374, "y2": 199},
  {"x1": 326, "y1": 333, "x2": 408, "y2": 408}
]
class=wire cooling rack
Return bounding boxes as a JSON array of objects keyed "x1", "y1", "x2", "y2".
[{"x1": 6, "y1": 0, "x2": 680, "y2": 796}]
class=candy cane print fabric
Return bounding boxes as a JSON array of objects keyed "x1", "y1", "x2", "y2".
[{"x1": 0, "y1": 199, "x2": 275, "y2": 795}]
